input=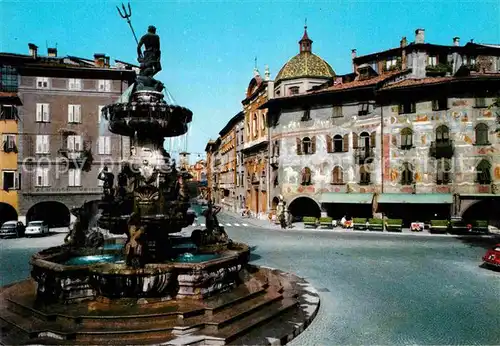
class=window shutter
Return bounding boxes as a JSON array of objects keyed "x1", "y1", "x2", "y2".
[
  {"x1": 43, "y1": 135, "x2": 49, "y2": 153},
  {"x1": 43, "y1": 104, "x2": 50, "y2": 122},
  {"x1": 326, "y1": 135, "x2": 333, "y2": 153},
  {"x1": 36, "y1": 136, "x2": 42, "y2": 153},
  {"x1": 75, "y1": 170, "x2": 81, "y2": 186},
  {"x1": 343, "y1": 134, "x2": 349, "y2": 152},
  {"x1": 296, "y1": 137, "x2": 302, "y2": 155},
  {"x1": 76, "y1": 136, "x2": 82, "y2": 151},
  {"x1": 36, "y1": 104, "x2": 42, "y2": 122},
  {"x1": 76, "y1": 105, "x2": 81, "y2": 123},
  {"x1": 43, "y1": 169, "x2": 49, "y2": 186},
  {"x1": 68, "y1": 106, "x2": 73, "y2": 122},
  {"x1": 69, "y1": 170, "x2": 74, "y2": 186},
  {"x1": 17, "y1": 173, "x2": 21, "y2": 190},
  {"x1": 98, "y1": 137, "x2": 104, "y2": 154},
  {"x1": 67, "y1": 136, "x2": 74, "y2": 150},
  {"x1": 352, "y1": 132, "x2": 358, "y2": 149},
  {"x1": 370, "y1": 131, "x2": 377, "y2": 148},
  {"x1": 105, "y1": 136, "x2": 111, "y2": 154},
  {"x1": 311, "y1": 136, "x2": 317, "y2": 154}
]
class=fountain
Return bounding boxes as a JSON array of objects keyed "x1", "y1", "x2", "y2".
[{"x1": 0, "y1": 13, "x2": 319, "y2": 345}]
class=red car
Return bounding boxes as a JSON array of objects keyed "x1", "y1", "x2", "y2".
[{"x1": 482, "y1": 244, "x2": 500, "y2": 269}]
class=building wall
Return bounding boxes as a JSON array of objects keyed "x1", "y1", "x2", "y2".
[
  {"x1": 242, "y1": 85, "x2": 269, "y2": 217},
  {"x1": 219, "y1": 128, "x2": 237, "y2": 211},
  {"x1": 383, "y1": 97, "x2": 500, "y2": 194},
  {"x1": 235, "y1": 119, "x2": 246, "y2": 211},
  {"x1": 0, "y1": 113, "x2": 19, "y2": 213},
  {"x1": 271, "y1": 103, "x2": 383, "y2": 204},
  {"x1": 17, "y1": 75, "x2": 130, "y2": 219}
]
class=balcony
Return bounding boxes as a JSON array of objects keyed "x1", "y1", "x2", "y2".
[
  {"x1": 58, "y1": 148, "x2": 93, "y2": 171},
  {"x1": 354, "y1": 147, "x2": 375, "y2": 165},
  {"x1": 425, "y1": 63, "x2": 452, "y2": 77},
  {"x1": 429, "y1": 140, "x2": 454, "y2": 159}
]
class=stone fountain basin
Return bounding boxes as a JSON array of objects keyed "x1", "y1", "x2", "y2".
[{"x1": 30, "y1": 242, "x2": 249, "y2": 304}]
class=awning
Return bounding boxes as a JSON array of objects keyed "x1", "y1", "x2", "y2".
[
  {"x1": 377, "y1": 193, "x2": 453, "y2": 204},
  {"x1": 459, "y1": 194, "x2": 500, "y2": 198},
  {"x1": 319, "y1": 193, "x2": 374, "y2": 204}
]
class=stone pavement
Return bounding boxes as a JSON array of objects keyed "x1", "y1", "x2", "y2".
[{"x1": 219, "y1": 210, "x2": 500, "y2": 238}]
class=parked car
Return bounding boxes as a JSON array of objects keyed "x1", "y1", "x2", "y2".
[
  {"x1": 25, "y1": 221, "x2": 50, "y2": 237},
  {"x1": 482, "y1": 244, "x2": 500, "y2": 269},
  {"x1": 0, "y1": 221, "x2": 25, "y2": 238}
]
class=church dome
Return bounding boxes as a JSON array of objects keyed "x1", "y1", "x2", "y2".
[
  {"x1": 275, "y1": 52, "x2": 335, "y2": 82},
  {"x1": 275, "y1": 26, "x2": 335, "y2": 83}
]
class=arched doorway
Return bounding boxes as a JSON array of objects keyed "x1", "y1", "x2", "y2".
[
  {"x1": 288, "y1": 196, "x2": 321, "y2": 220},
  {"x1": 26, "y1": 201, "x2": 70, "y2": 228},
  {"x1": 0, "y1": 202, "x2": 17, "y2": 226},
  {"x1": 462, "y1": 199, "x2": 500, "y2": 227}
]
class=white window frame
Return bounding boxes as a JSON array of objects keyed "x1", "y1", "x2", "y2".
[
  {"x1": 427, "y1": 56, "x2": 437, "y2": 67},
  {"x1": 98, "y1": 80, "x2": 112, "y2": 92},
  {"x1": 386, "y1": 58, "x2": 397, "y2": 70},
  {"x1": 2, "y1": 170, "x2": 20, "y2": 190},
  {"x1": 36, "y1": 77, "x2": 49, "y2": 89},
  {"x1": 68, "y1": 78, "x2": 82, "y2": 91},
  {"x1": 98, "y1": 105, "x2": 105, "y2": 124},
  {"x1": 2, "y1": 134, "x2": 16, "y2": 151},
  {"x1": 35, "y1": 135, "x2": 50, "y2": 154},
  {"x1": 68, "y1": 169, "x2": 82, "y2": 187},
  {"x1": 98, "y1": 136, "x2": 111, "y2": 155},
  {"x1": 36, "y1": 103, "x2": 50, "y2": 122},
  {"x1": 35, "y1": 167, "x2": 50, "y2": 187},
  {"x1": 67, "y1": 135, "x2": 82, "y2": 151},
  {"x1": 68, "y1": 104, "x2": 82, "y2": 123}
]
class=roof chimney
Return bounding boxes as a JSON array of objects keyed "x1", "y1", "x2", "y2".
[
  {"x1": 104, "y1": 56, "x2": 110, "y2": 68},
  {"x1": 94, "y1": 53, "x2": 106, "y2": 67},
  {"x1": 351, "y1": 49, "x2": 357, "y2": 73},
  {"x1": 400, "y1": 36, "x2": 407, "y2": 48},
  {"x1": 47, "y1": 47, "x2": 57, "y2": 57},
  {"x1": 453, "y1": 37, "x2": 460, "y2": 46},
  {"x1": 415, "y1": 28, "x2": 425, "y2": 44},
  {"x1": 28, "y1": 43, "x2": 38, "y2": 58}
]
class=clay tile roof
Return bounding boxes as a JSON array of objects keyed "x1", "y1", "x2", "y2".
[
  {"x1": 311, "y1": 70, "x2": 403, "y2": 93},
  {"x1": 0, "y1": 92, "x2": 18, "y2": 98},
  {"x1": 380, "y1": 77, "x2": 453, "y2": 90}
]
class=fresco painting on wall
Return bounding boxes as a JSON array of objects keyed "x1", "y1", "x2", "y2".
[
  {"x1": 452, "y1": 100, "x2": 469, "y2": 107},
  {"x1": 415, "y1": 114, "x2": 429, "y2": 122},
  {"x1": 494, "y1": 166, "x2": 500, "y2": 180}
]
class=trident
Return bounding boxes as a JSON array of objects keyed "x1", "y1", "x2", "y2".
[{"x1": 117, "y1": 2, "x2": 139, "y2": 45}]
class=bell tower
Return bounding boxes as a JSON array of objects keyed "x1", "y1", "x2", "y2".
[{"x1": 299, "y1": 19, "x2": 313, "y2": 53}]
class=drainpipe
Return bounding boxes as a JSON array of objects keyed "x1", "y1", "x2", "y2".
[{"x1": 380, "y1": 101, "x2": 384, "y2": 194}]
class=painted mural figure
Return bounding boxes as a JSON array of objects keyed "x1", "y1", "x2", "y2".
[{"x1": 301, "y1": 167, "x2": 312, "y2": 186}]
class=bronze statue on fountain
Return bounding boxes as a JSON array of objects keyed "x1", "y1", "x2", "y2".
[{"x1": 94, "y1": 23, "x2": 210, "y2": 267}]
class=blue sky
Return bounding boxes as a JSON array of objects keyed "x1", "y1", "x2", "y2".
[{"x1": 1, "y1": 1, "x2": 499, "y2": 158}]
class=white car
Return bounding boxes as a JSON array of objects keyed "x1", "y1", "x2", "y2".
[{"x1": 25, "y1": 221, "x2": 49, "y2": 237}]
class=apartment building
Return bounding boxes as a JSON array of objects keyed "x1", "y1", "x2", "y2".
[{"x1": 0, "y1": 44, "x2": 136, "y2": 226}]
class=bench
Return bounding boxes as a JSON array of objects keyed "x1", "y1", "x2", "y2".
[
  {"x1": 368, "y1": 218, "x2": 384, "y2": 231},
  {"x1": 303, "y1": 217, "x2": 318, "y2": 228},
  {"x1": 319, "y1": 217, "x2": 333, "y2": 229},
  {"x1": 385, "y1": 219, "x2": 403, "y2": 232},
  {"x1": 352, "y1": 218, "x2": 367, "y2": 230},
  {"x1": 430, "y1": 220, "x2": 449, "y2": 234}
]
